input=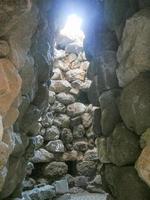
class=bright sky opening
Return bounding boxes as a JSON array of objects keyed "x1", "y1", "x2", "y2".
[{"x1": 60, "y1": 14, "x2": 85, "y2": 44}]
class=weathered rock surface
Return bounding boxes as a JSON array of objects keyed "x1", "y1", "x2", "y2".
[
  {"x1": 136, "y1": 146, "x2": 150, "y2": 188},
  {"x1": 107, "y1": 123, "x2": 140, "y2": 166},
  {"x1": 32, "y1": 148, "x2": 54, "y2": 163},
  {"x1": 44, "y1": 162, "x2": 68, "y2": 178},
  {"x1": 22, "y1": 185, "x2": 56, "y2": 200},
  {"x1": 105, "y1": 165, "x2": 150, "y2": 200},
  {"x1": 77, "y1": 161, "x2": 97, "y2": 177},
  {"x1": 119, "y1": 73, "x2": 150, "y2": 135},
  {"x1": 50, "y1": 80, "x2": 72, "y2": 93},
  {"x1": 99, "y1": 89, "x2": 121, "y2": 137},
  {"x1": 66, "y1": 69, "x2": 86, "y2": 82},
  {"x1": 0, "y1": 59, "x2": 21, "y2": 116},
  {"x1": 46, "y1": 140, "x2": 65, "y2": 153},
  {"x1": 45, "y1": 126, "x2": 60, "y2": 141},
  {"x1": 56, "y1": 93, "x2": 75, "y2": 105},
  {"x1": 117, "y1": 9, "x2": 150, "y2": 87},
  {"x1": 67, "y1": 103, "x2": 86, "y2": 117}
]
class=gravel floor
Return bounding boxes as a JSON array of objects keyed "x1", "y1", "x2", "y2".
[{"x1": 70, "y1": 192, "x2": 108, "y2": 200}]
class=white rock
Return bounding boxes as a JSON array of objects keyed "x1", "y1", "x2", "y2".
[
  {"x1": 50, "y1": 80, "x2": 72, "y2": 93},
  {"x1": 67, "y1": 102, "x2": 86, "y2": 117}
]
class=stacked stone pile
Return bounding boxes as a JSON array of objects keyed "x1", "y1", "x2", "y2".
[{"x1": 22, "y1": 36, "x2": 104, "y2": 199}]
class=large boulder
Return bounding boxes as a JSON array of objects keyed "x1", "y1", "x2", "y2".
[
  {"x1": 56, "y1": 93, "x2": 75, "y2": 105},
  {"x1": 107, "y1": 123, "x2": 140, "y2": 166},
  {"x1": 0, "y1": 59, "x2": 21, "y2": 116},
  {"x1": 136, "y1": 146, "x2": 150, "y2": 188},
  {"x1": 117, "y1": 9, "x2": 150, "y2": 87},
  {"x1": 119, "y1": 73, "x2": 150, "y2": 135},
  {"x1": 105, "y1": 165, "x2": 150, "y2": 200},
  {"x1": 88, "y1": 51, "x2": 118, "y2": 97},
  {"x1": 43, "y1": 162, "x2": 68, "y2": 178},
  {"x1": 50, "y1": 80, "x2": 71, "y2": 93},
  {"x1": 99, "y1": 89, "x2": 121, "y2": 137}
]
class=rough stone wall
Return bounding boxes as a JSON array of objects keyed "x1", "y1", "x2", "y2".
[
  {"x1": 0, "y1": 1, "x2": 54, "y2": 199},
  {"x1": 23, "y1": 34, "x2": 103, "y2": 196},
  {"x1": 84, "y1": 1, "x2": 150, "y2": 200}
]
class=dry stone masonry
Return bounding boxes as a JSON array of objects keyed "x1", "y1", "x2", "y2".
[
  {"x1": 22, "y1": 34, "x2": 105, "y2": 199},
  {"x1": 83, "y1": 1, "x2": 150, "y2": 200}
]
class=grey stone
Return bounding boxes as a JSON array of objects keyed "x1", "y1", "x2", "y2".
[
  {"x1": 105, "y1": 165, "x2": 150, "y2": 200},
  {"x1": 41, "y1": 112, "x2": 54, "y2": 128},
  {"x1": 45, "y1": 126, "x2": 60, "y2": 141},
  {"x1": 48, "y1": 91, "x2": 56, "y2": 104},
  {"x1": 20, "y1": 56, "x2": 37, "y2": 100},
  {"x1": 43, "y1": 162, "x2": 68, "y2": 178},
  {"x1": 20, "y1": 105, "x2": 41, "y2": 133},
  {"x1": 119, "y1": 73, "x2": 150, "y2": 135},
  {"x1": 46, "y1": 140, "x2": 64, "y2": 153},
  {"x1": 99, "y1": 89, "x2": 121, "y2": 137},
  {"x1": 81, "y1": 113, "x2": 92, "y2": 128},
  {"x1": 73, "y1": 141, "x2": 88, "y2": 152},
  {"x1": 97, "y1": 137, "x2": 110, "y2": 164},
  {"x1": 52, "y1": 101, "x2": 66, "y2": 113},
  {"x1": 32, "y1": 148, "x2": 54, "y2": 163},
  {"x1": 56, "y1": 193, "x2": 71, "y2": 200},
  {"x1": 87, "y1": 185, "x2": 105, "y2": 193},
  {"x1": 77, "y1": 161, "x2": 97, "y2": 177},
  {"x1": 70, "y1": 116, "x2": 82, "y2": 127},
  {"x1": 69, "y1": 187, "x2": 85, "y2": 194},
  {"x1": 50, "y1": 80, "x2": 71, "y2": 93},
  {"x1": 56, "y1": 93, "x2": 75, "y2": 105},
  {"x1": 92, "y1": 108, "x2": 102, "y2": 136},
  {"x1": 22, "y1": 178, "x2": 36, "y2": 190},
  {"x1": 104, "y1": 0, "x2": 138, "y2": 32},
  {"x1": 67, "y1": 103, "x2": 86, "y2": 117},
  {"x1": 53, "y1": 179, "x2": 69, "y2": 194},
  {"x1": 93, "y1": 52, "x2": 118, "y2": 94},
  {"x1": 33, "y1": 135, "x2": 44, "y2": 150},
  {"x1": 117, "y1": 9, "x2": 150, "y2": 87},
  {"x1": 22, "y1": 185, "x2": 56, "y2": 200},
  {"x1": 74, "y1": 176, "x2": 89, "y2": 189},
  {"x1": 61, "y1": 128, "x2": 73, "y2": 144},
  {"x1": 53, "y1": 114, "x2": 70, "y2": 128},
  {"x1": 107, "y1": 123, "x2": 140, "y2": 166},
  {"x1": 84, "y1": 149, "x2": 98, "y2": 161},
  {"x1": 73, "y1": 125, "x2": 85, "y2": 139}
]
